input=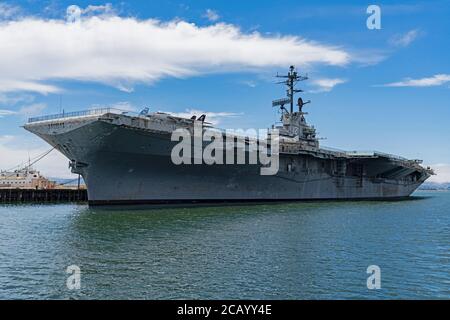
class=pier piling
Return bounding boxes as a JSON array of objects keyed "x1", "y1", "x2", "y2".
[{"x1": 0, "y1": 189, "x2": 87, "y2": 203}]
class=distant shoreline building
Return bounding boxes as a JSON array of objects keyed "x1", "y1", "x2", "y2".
[{"x1": 0, "y1": 168, "x2": 57, "y2": 190}]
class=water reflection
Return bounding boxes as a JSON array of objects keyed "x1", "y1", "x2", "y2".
[{"x1": 2, "y1": 193, "x2": 448, "y2": 299}]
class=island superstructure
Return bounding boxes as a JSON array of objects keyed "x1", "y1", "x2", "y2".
[{"x1": 24, "y1": 66, "x2": 433, "y2": 205}]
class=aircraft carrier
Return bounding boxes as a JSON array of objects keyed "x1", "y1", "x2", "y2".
[{"x1": 24, "y1": 66, "x2": 433, "y2": 206}]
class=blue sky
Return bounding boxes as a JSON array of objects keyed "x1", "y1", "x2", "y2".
[{"x1": 0, "y1": 0, "x2": 449, "y2": 180}]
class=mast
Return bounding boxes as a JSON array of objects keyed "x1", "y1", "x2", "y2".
[{"x1": 273, "y1": 65, "x2": 309, "y2": 114}]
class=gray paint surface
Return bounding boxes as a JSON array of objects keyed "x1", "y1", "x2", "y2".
[{"x1": 24, "y1": 110, "x2": 431, "y2": 205}]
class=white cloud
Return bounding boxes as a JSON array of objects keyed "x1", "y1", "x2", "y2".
[
  {"x1": 66, "y1": 3, "x2": 115, "y2": 23},
  {"x1": 310, "y1": 78, "x2": 346, "y2": 92},
  {"x1": 0, "y1": 93, "x2": 35, "y2": 106},
  {"x1": 389, "y1": 29, "x2": 421, "y2": 47},
  {"x1": 19, "y1": 103, "x2": 47, "y2": 117},
  {"x1": 0, "y1": 80, "x2": 60, "y2": 94},
  {"x1": 83, "y1": 3, "x2": 115, "y2": 16},
  {"x1": 0, "y1": 109, "x2": 16, "y2": 117},
  {"x1": 240, "y1": 80, "x2": 257, "y2": 88},
  {"x1": 380, "y1": 74, "x2": 450, "y2": 87},
  {"x1": 0, "y1": 2, "x2": 20, "y2": 20},
  {"x1": 164, "y1": 109, "x2": 242, "y2": 125},
  {"x1": 0, "y1": 103, "x2": 46, "y2": 118},
  {"x1": 0, "y1": 134, "x2": 14, "y2": 143},
  {"x1": 0, "y1": 8, "x2": 351, "y2": 94},
  {"x1": 428, "y1": 164, "x2": 450, "y2": 184},
  {"x1": 203, "y1": 9, "x2": 220, "y2": 22},
  {"x1": 0, "y1": 135, "x2": 76, "y2": 178}
]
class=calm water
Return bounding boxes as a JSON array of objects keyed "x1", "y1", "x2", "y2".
[{"x1": 0, "y1": 191, "x2": 449, "y2": 300}]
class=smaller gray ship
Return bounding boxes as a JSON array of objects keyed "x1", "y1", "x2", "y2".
[{"x1": 24, "y1": 66, "x2": 433, "y2": 205}]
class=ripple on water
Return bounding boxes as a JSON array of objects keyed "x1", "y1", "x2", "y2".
[{"x1": 0, "y1": 191, "x2": 449, "y2": 299}]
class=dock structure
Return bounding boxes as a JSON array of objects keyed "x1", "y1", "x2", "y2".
[{"x1": 0, "y1": 189, "x2": 87, "y2": 203}]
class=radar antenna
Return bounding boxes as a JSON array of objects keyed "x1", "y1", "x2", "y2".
[{"x1": 273, "y1": 65, "x2": 310, "y2": 114}]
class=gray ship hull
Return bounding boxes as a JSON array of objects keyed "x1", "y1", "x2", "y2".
[{"x1": 24, "y1": 111, "x2": 430, "y2": 206}]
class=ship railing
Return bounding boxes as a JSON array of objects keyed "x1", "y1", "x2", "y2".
[
  {"x1": 372, "y1": 151, "x2": 409, "y2": 161},
  {"x1": 345, "y1": 150, "x2": 409, "y2": 161},
  {"x1": 321, "y1": 146, "x2": 409, "y2": 161},
  {"x1": 320, "y1": 146, "x2": 348, "y2": 156},
  {"x1": 27, "y1": 108, "x2": 127, "y2": 123}
]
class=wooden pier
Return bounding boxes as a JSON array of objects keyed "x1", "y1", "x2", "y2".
[{"x1": 0, "y1": 189, "x2": 88, "y2": 203}]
